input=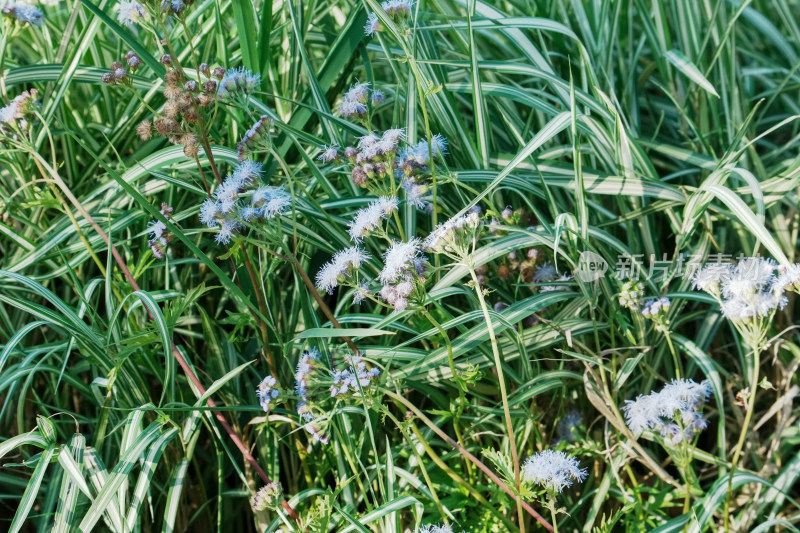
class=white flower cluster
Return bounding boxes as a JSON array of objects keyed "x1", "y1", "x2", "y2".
[
  {"x1": 618, "y1": 280, "x2": 643, "y2": 310},
  {"x1": 622, "y1": 378, "x2": 713, "y2": 445},
  {"x1": 640, "y1": 297, "x2": 670, "y2": 318},
  {"x1": 329, "y1": 354, "x2": 380, "y2": 397},
  {"x1": 256, "y1": 375, "x2": 280, "y2": 412},
  {"x1": 339, "y1": 81, "x2": 384, "y2": 118},
  {"x1": 522, "y1": 449, "x2": 588, "y2": 493},
  {"x1": 0, "y1": 88, "x2": 40, "y2": 135},
  {"x1": 147, "y1": 203, "x2": 174, "y2": 259},
  {"x1": 379, "y1": 279, "x2": 414, "y2": 313},
  {"x1": 418, "y1": 524, "x2": 455, "y2": 533},
  {"x1": 217, "y1": 67, "x2": 261, "y2": 102},
  {"x1": 251, "y1": 481, "x2": 282, "y2": 512},
  {"x1": 2, "y1": 2, "x2": 43, "y2": 26},
  {"x1": 364, "y1": 0, "x2": 415, "y2": 36},
  {"x1": 238, "y1": 115, "x2": 272, "y2": 161},
  {"x1": 379, "y1": 239, "x2": 422, "y2": 284},
  {"x1": 294, "y1": 349, "x2": 330, "y2": 444},
  {"x1": 348, "y1": 196, "x2": 398, "y2": 241},
  {"x1": 423, "y1": 212, "x2": 480, "y2": 257},
  {"x1": 199, "y1": 160, "x2": 290, "y2": 245},
  {"x1": 532, "y1": 262, "x2": 560, "y2": 283},
  {"x1": 295, "y1": 348, "x2": 321, "y2": 402},
  {"x1": 115, "y1": 0, "x2": 145, "y2": 26},
  {"x1": 400, "y1": 134, "x2": 448, "y2": 166},
  {"x1": 540, "y1": 274, "x2": 574, "y2": 293},
  {"x1": 317, "y1": 144, "x2": 339, "y2": 163},
  {"x1": 315, "y1": 247, "x2": 370, "y2": 294},
  {"x1": 692, "y1": 257, "x2": 793, "y2": 320}
]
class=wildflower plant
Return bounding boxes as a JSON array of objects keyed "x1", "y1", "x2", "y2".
[{"x1": 4, "y1": 2, "x2": 800, "y2": 533}]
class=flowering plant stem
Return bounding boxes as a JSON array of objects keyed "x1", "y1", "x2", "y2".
[
  {"x1": 26, "y1": 148, "x2": 303, "y2": 527},
  {"x1": 419, "y1": 308, "x2": 474, "y2": 481},
  {"x1": 723, "y1": 345, "x2": 761, "y2": 533},
  {"x1": 467, "y1": 265, "x2": 525, "y2": 533},
  {"x1": 382, "y1": 388, "x2": 553, "y2": 531}
]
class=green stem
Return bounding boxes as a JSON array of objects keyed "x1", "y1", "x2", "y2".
[
  {"x1": 467, "y1": 266, "x2": 525, "y2": 533},
  {"x1": 723, "y1": 346, "x2": 760, "y2": 532},
  {"x1": 420, "y1": 308, "x2": 474, "y2": 481}
]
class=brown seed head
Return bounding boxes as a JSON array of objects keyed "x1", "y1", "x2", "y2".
[
  {"x1": 197, "y1": 92, "x2": 213, "y2": 107},
  {"x1": 164, "y1": 69, "x2": 182, "y2": 86},
  {"x1": 199, "y1": 63, "x2": 210, "y2": 77},
  {"x1": 136, "y1": 120, "x2": 152, "y2": 141},
  {"x1": 154, "y1": 117, "x2": 179, "y2": 135},
  {"x1": 183, "y1": 142, "x2": 199, "y2": 158},
  {"x1": 183, "y1": 106, "x2": 199, "y2": 123},
  {"x1": 162, "y1": 100, "x2": 181, "y2": 119}
]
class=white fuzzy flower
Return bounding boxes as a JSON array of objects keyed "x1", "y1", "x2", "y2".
[
  {"x1": 347, "y1": 196, "x2": 398, "y2": 241},
  {"x1": 232, "y1": 159, "x2": 263, "y2": 185},
  {"x1": 148, "y1": 220, "x2": 167, "y2": 240},
  {"x1": 379, "y1": 239, "x2": 420, "y2": 284},
  {"x1": 261, "y1": 187, "x2": 291, "y2": 218},
  {"x1": 540, "y1": 274, "x2": 574, "y2": 293},
  {"x1": 116, "y1": 1, "x2": 146, "y2": 26},
  {"x1": 5, "y1": 3, "x2": 43, "y2": 26},
  {"x1": 215, "y1": 219, "x2": 240, "y2": 245},
  {"x1": 318, "y1": 144, "x2": 339, "y2": 163},
  {"x1": 199, "y1": 199, "x2": 221, "y2": 228},
  {"x1": 256, "y1": 375, "x2": 280, "y2": 412},
  {"x1": 641, "y1": 297, "x2": 670, "y2": 318},
  {"x1": 315, "y1": 247, "x2": 369, "y2": 293},
  {"x1": 346, "y1": 81, "x2": 371, "y2": 103},
  {"x1": 774, "y1": 263, "x2": 800, "y2": 292},
  {"x1": 340, "y1": 99, "x2": 367, "y2": 117},
  {"x1": 364, "y1": 12, "x2": 381, "y2": 36},
  {"x1": 418, "y1": 525, "x2": 455, "y2": 533},
  {"x1": 422, "y1": 212, "x2": 480, "y2": 255},
  {"x1": 720, "y1": 298, "x2": 753, "y2": 320},
  {"x1": 692, "y1": 263, "x2": 731, "y2": 292},
  {"x1": 753, "y1": 292, "x2": 787, "y2": 317},
  {"x1": 522, "y1": 449, "x2": 587, "y2": 492},
  {"x1": 402, "y1": 180, "x2": 428, "y2": 209},
  {"x1": 532, "y1": 262, "x2": 558, "y2": 283},
  {"x1": 357, "y1": 132, "x2": 380, "y2": 149},
  {"x1": 213, "y1": 179, "x2": 240, "y2": 214},
  {"x1": 623, "y1": 379, "x2": 712, "y2": 444}
]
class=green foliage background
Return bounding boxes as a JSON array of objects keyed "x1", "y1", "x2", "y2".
[{"x1": 1, "y1": 0, "x2": 799, "y2": 532}]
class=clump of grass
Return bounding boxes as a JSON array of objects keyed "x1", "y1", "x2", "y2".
[{"x1": 2, "y1": 1, "x2": 800, "y2": 533}]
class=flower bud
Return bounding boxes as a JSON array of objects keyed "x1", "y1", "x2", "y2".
[
  {"x1": 352, "y1": 166, "x2": 367, "y2": 187},
  {"x1": 213, "y1": 66, "x2": 226, "y2": 79},
  {"x1": 199, "y1": 63, "x2": 210, "y2": 77},
  {"x1": 160, "y1": 54, "x2": 173, "y2": 65},
  {"x1": 203, "y1": 79, "x2": 217, "y2": 93}
]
